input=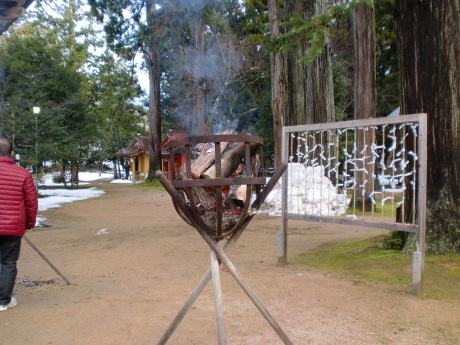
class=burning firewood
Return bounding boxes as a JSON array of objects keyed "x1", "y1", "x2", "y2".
[
  {"x1": 201, "y1": 141, "x2": 260, "y2": 179},
  {"x1": 176, "y1": 130, "x2": 232, "y2": 179},
  {"x1": 190, "y1": 140, "x2": 232, "y2": 178},
  {"x1": 172, "y1": 133, "x2": 264, "y2": 239}
]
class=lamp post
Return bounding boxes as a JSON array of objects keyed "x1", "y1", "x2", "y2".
[{"x1": 33, "y1": 106, "x2": 41, "y2": 183}]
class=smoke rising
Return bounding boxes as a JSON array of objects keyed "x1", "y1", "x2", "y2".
[{"x1": 164, "y1": 1, "x2": 254, "y2": 135}]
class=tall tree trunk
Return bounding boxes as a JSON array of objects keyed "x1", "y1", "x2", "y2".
[
  {"x1": 283, "y1": 0, "x2": 335, "y2": 126},
  {"x1": 60, "y1": 162, "x2": 67, "y2": 188},
  {"x1": 146, "y1": 2, "x2": 162, "y2": 180},
  {"x1": 305, "y1": 0, "x2": 335, "y2": 125},
  {"x1": 270, "y1": 0, "x2": 335, "y2": 165},
  {"x1": 353, "y1": 2, "x2": 376, "y2": 119},
  {"x1": 352, "y1": 2, "x2": 376, "y2": 209},
  {"x1": 284, "y1": 0, "x2": 307, "y2": 126},
  {"x1": 71, "y1": 164, "x2": 79, "y2": 189},
  {"x1": 111, "y1": 158, "x2": 118, "y2": 179},
  {"x1": 269, "y1": 0, "x2": 287, "y2": 168},
  {"x1": 395, "y1": 0, "x2": 460, "y2": 254},
  {"x1": 192, "y1": 5, "x2": 206, "y2": 136}
]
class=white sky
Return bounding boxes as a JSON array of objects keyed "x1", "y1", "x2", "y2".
[{"x1": 25, "y1": 1, "x2": 150, "y2": 93}]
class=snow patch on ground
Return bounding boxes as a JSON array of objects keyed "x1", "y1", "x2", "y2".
[
  {"x1": 258, "y1": 163, "x2": 350, "y2": 217},
  {"x1": 36, "y1": 171, "x2": 115, "y2": 227},
  {"x1": 110, "y1": 179, "x2": 134, "y2": 184},
  {"x1": 38, "y1": 172, "x2": 114, "y2": 186}
]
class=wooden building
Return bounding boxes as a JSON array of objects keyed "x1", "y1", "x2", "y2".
[
  {"x1": 161, "y1": 130, "x2": 187, "y2": 179},
  {"x1": 114, "y1": 135, "x2": 150, "y2": 180},
  {"x1": 114, "y1": 131, "x2": 187, "y2": 181}
]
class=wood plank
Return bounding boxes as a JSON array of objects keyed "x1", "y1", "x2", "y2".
[
  {"x1": 171, "y1": 177, "x2": 267, "y2": 189},
  {"x1": 284, "y1": 113, "x2": 427, "y2": 132},
  {"x1": 285, "y1": 213, "x2": 419, "y2": 233}
]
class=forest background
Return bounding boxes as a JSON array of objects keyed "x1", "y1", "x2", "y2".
[{"x1": 0, "y1": 0, "x2": 458, "y2": 254}]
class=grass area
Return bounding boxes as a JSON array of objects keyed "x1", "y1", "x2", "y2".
[
  {"x1": 289, "y1": 235, "x2": 460, "y2": 300},
  {"x1": 345, "y1": 192, "x2": 404, "y2": 219},
  {"x1": 133, "y1": 179, "x2": 165, "y2": 191}
]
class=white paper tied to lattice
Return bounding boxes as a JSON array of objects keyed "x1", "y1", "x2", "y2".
[
  {"x1": 278, "y1": 115, "x2": 427, "y2": 296},
  {"x1": 258, "y1": 163, "x2": 350, "y2": 217},
  {"x1": 280, "y1": 121, "x2": 421, "y2": 222}
]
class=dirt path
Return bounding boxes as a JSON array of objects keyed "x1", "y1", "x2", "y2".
[{"x1": 1, "y1": 181, "x2": 459, "y2": 345}]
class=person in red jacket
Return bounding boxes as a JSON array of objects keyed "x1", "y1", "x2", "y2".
[{"x1": 0, "y1": 137, "x2": 38, "y2": 312}]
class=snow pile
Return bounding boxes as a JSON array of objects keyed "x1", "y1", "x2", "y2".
[
  {"x1": 35, "y1": 171, "x2": 139, "y2": 227},
  {"x1": 36, "y1": 171, "x2": 110, "y2": 227},
  {"x1": 39, "y1": 171, "x2": 113, "y2": 186},
  {"x1": 259, "y1": 163, "x2": 350, "y2": 217},
  {"x1": 38, "y1": 188, "x2": 105, "y2": 212},
  {"x1": 110, "y1": 179, "x2": 134, "y2": 184},
  {"x1": 79, "y1": 172, "x2": 114, "y2": 182}
]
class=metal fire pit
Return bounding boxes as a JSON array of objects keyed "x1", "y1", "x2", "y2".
[
  {"x1": 155, "y1": 134, "x2": 292, "y2": 345},
  {"x1": 159, "y1": 134, "x2": 280, "y2": 240}
]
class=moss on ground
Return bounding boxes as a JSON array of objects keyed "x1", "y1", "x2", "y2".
[
  {"x1": 42, "y1": 209, "x2": 86, "y2": 222},
  {"x1": 134, "y1": 179, "x2": 165, "y2": 191},
  {"x1": 290, "y1": 235, "x2": 460, "y2": 300}
]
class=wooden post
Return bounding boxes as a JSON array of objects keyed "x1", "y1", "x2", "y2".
[
  {"x1": 412, "y1": 251, "x2": 422, "y2": 295},
  {"x1": 279, "y1": 127, "x2": 288, "y2": 265},
  {"x1": 155, "y1": 219, "x2": 248, "y2": 345},
  {"x1": 194, "y1": 224, "x2": 294, "y2": 345},
  {"x1": 24, "y1": 236, "x2": 71, "y2": 285},
  {"x1": 413, "y1": 113, "x2": 428, "y2": 296},
  {"x1": 210, "y1": 250, "x2": 226, "y2": 345},
  {"x1": 277, "y1": 232, "x2": 284, "y2": 260}
]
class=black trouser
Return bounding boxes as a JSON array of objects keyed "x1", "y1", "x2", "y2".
[{"x1": 0, "y1": 236, "x2": 21, "y2": 304}]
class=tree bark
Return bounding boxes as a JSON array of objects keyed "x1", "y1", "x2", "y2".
[
  {"x1": 284, "y1": 0, "x2": 307, "y2": 126},
  {"x1": 305, "y1": 0, "x2": 335, "y2": 125},
  {"x1": 395, "y1": 0, "x2": 460, "y2": 254},
  {"x1": 192, "y1": 5, "x2": 207, "y2": 136},
  {"x1": 352, "y1": 2, "x2": 376, "y2": 209},
  {"x1": 270, "y1": 0, "x2": 336, "y2": 165},
  {"x1": 353, "y1": 3, "x2": 376, "y2": 121},
  {"x1": 269, "y1": 0, "x2": 286, "y2": 168},
  {"x1": 146, "y1": 1, "x2": 162, "y2": 180},
  {"x1": 282, "y1": 0, "x2": 336, "y2": 126}
]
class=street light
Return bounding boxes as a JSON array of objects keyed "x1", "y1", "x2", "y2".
[{"x1": 33, "y1": 106, "x2": 41, "y2": 183}]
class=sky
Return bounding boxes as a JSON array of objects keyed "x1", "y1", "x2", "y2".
[{"x1": 24, "y1": 1, "x2": 150, "y2": 93}]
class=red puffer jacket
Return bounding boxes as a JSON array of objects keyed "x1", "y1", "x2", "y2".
[{"x1": 0, "y1": 157, "x2": 38, "y2": 236}]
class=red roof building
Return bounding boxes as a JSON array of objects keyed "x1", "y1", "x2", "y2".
[
  {"x1": 161, "y1": 130, "x2": 188, "y2": 179},
  {"x1": 114, "y1": 135, "x2": 150, "y2": 180},
  {"x1": 114, "y1": 131, "x2": 188, "y2": 180}
]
